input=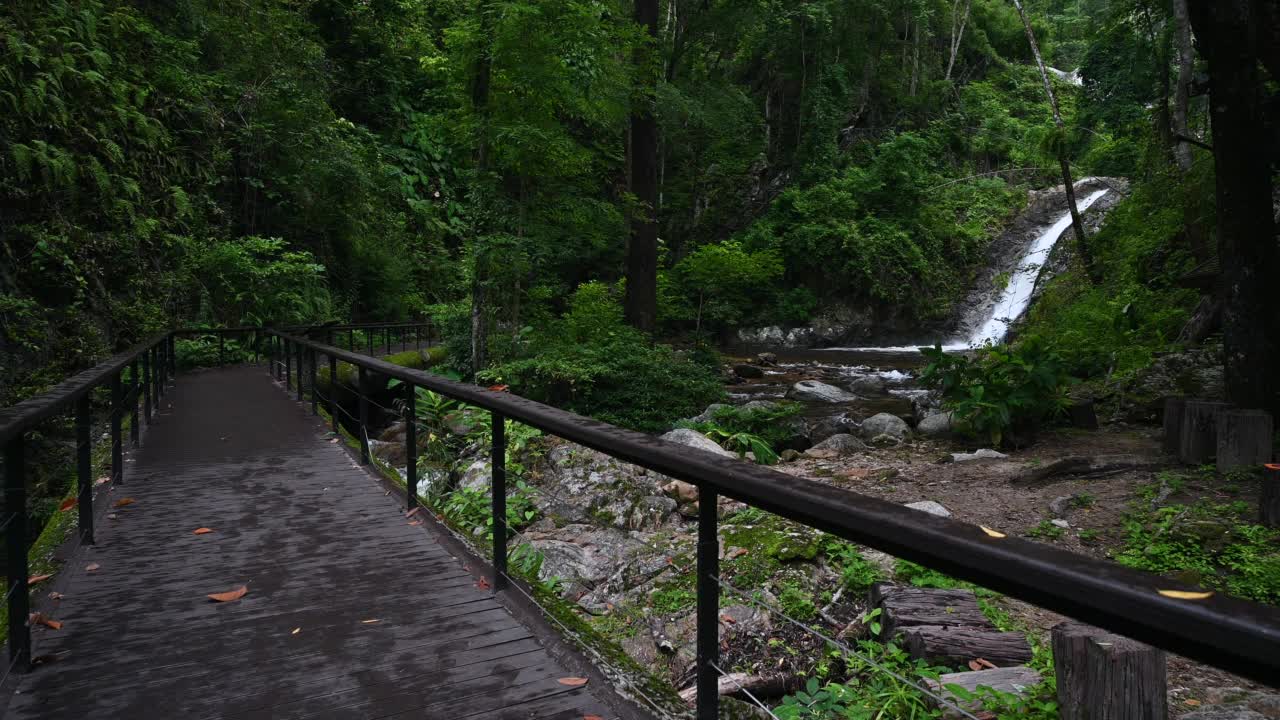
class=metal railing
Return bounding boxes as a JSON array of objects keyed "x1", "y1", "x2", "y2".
[
  {"x1": 0, "y1": 321, "x2": 430, "y2": 681},
  {"x1": 268, "y1": 330, "x2": 1280, "y2": 718}
]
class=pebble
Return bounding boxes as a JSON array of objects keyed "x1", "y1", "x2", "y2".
[{"x1": 904, "y1": 500, "x2": 952, "y2": 518}]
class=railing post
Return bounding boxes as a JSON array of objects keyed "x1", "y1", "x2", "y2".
[
  {"x1": 4, "y1": 435, "x2": 31, "y2": 673},
  {"x1": 349, "y1": 328, "x2": 354, "y2": 351},
  {"x1": 218, "y1": 333, "x2": 225, "y2": 367},
  {"x1": 296, "y1": 341, "x2": 304, "y2": 402},
  {"x1": 285, "y1": 339, "x2": 292, "y2": 390},
  {"x1": 167, "y1": 334, "x2": 176, "y2": 378},
  {"x1": 142, "y1": 348, "x2": 152, "y2": 426},
  {"x1": 309, "y1": 348, "x2": 318, "y2": 415},
  {"x1": 328, "y1": 354, "x2": 338, "y2": 434},
  {"x1": 366, "y1": 331, "x2": 373, "y2": 356},
  {"x1": 111, "y1": 371, "x2": 123, "y2": 485},
  {"x1": 129, "y1": 360, "x2": 140, "y2": 446},
  {"x1": 405, "y1": 382, "x2": 418, "y2": 512},
  {"x1": 357, "y1": 366, "x2": 369, "y2": 464},
  {"x1": 696, "y1": 488, "x2": 720, "y2": 720},
  {"x1": 251, "y1": 331, "x2": 259, "y2": 365},
  {"x1": 491, "y1": 412, "x2": 507, "y2": 591},
  {"x1": 384, "y1": 327, "x2": 390, "y2": 355},
  {"x1": 157, "y1": 343, "x2": 166, "y2": 400},
  {"x1": 76, "y1": 396, "x2": 94, "y2": 545}
]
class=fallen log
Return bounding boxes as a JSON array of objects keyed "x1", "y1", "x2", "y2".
[
  {"x1": 869, "y1": 583, "x2": 989, "y2": 638},
  {"x1": 899, "y1": 625, "x2": 1033, "y2": 667},
  {"x1": 678, "y1": 672, "x2": 796, "y2": 705},
  {"x1": 1012, "y1": 454, "x2": 1163, "y2": 484}
]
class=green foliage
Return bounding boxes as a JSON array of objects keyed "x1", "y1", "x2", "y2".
[
  {"x1": 679, "y1": 402, "x2": 804, "y2": 454},
  {"x1": 920, "y1": 338, "x2": 1072, "y2": 446},
  {"x1": 774, "y1": 642, "x2": 947, "y2": 720},
  {"x1": 662, "y1": 241, "x2": 784, "y2": 333},
  {"x1": 778, "y1": 583, "x2": 818, "y2": 622},
  {"x1": 480, "y1": 283, "x2": 724, "y2": 432},
  {"x1": 187, "y1": 237, "x2": 332, "y2": 326},
  {"x1": 822, "y1": 539, "x2": 885, "y2": 593}
]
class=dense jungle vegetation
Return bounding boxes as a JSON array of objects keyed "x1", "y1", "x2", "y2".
[{"x1": 9, "y1": 0, "x2": 1275, "y2": 413}]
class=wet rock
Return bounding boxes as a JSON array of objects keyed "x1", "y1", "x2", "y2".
[
  {"x1": 687, "y1": 403, "x2": 732, "y2": 424},
  {"x1": 733, "y1": 364, "x2": 765, "y2": 379},
  {"x1": 1182, "y1": 711, "x2": 1269, "y2": 720},
  {"x1": 916, "y1": 412, "x2": 953, "y2": 437},
  {"x1": 849, "y1": 375, "x2": 889, "y2": 395},
  {"x1": 534, "y1": 443, "x2": 674, "y2": 530},
  {"x1": 1120, "y1": 345, "x2": 1224, "y2": 421},
  {"x1": 737, "y1": 326, "x2": 785, "y2": 346},
  {"x1": 912, "y1": 392, "x2": 943, "y2": 423},
  {"x1": 755, "y1": 352, "x2": 778, "y2": 366},
  {"x1": 803, "y1": 434, "x2": 867, "y2": 458},
  {"x1": 951, "y1": 449, "x2": 1008, "y2": 462},
  {"x1": 779, "y1": 449, "x2": 802, "y2": 462},
  {"x1": 458, "y1": 459, "x2": 491, "y2": 491},
  {"x1": 810, "y1": 413, "x2": 860, "y2": 444},
  {"x1": 415, "y1": 468, "x2": 448, "y2": 497},
  {"x1": 904, "y1": 500, "x2": 952, "y2": 518},
  {"x1": 377, "y1": 422, "x2": 407, "y2": 443},
  {"x1": 371, "y1": 439, "x2": 408, "y2": 467},
  {"x1": 861, "y1": 413, "x2": 910, "y2": 442},
  {"x1": 787, "y1": 380, "x2": 858, "y2": 404},
  {"x1": 660, "y1": 428, "x2": 736, "y2": 457}
]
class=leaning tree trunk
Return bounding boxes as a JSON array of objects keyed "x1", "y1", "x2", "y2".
[
  {"x1": 1011, "y1": 0, "x2": 1099, "y2": 285},
  {"x1": 1171, "y1": 0, "x2": 1195, "y2": 171},
  {"x1": 946, "y1": 0, "x2": 973, "y2": 81},
  {"x1": 624, "y1": 0, "x2": 660, "y2": 335},
  {"x1": 1187, "y1": 0, "x2": 1280, "y2": 422}
]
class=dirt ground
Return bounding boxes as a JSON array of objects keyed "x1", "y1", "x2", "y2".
[{"x1": 774, "y1": 425, "x2": 1272, "y2": 714}]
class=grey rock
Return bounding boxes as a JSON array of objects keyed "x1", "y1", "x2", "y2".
[
  {"x1": 787, "y1": 380, "x2": 858, "y2": 404},
  {"x1": 755, "y1": 352, "x2": 778, "y2": 366},
  {"x1": 733, "y1": 364, "x2": 765, "y2": 379},
  {"x1": 415, "y1": 468, "x2": 448, "y2": 497},
  {"x1": 951, "y1": 448, "x2": 1008, "y2": 462},
  {"x1": 1050, "y1": 519, "x2": 1070, "y2": 529},
  {"x1": 810, "y1": 413, "x2": 860, "y2": 444},
  {"x1": 1182, "y1": 711, "x2": 1269, "y2": 720},
  {"x1": 458, "y1": 459, "x2": 491, "y2": 491},
  {"x1": 904, "y1": 500, "x2": 952, "y2": 518},
  {"x1": 916, "y1": 412, "x2": 953, "y2": 437},
  {"x1": 1048, "y1": 496, "x2": 1073, "y2": 517},
  {"x1": 779, "y1": 449, "x2": 802, "y2": 462},
  {"x1": 860, "y1": 413, "x2": 910, "y2": 441},
  {"x1": 848, "y1": 375, "x2": 888, "y2": 395},
  {"x1": 738, "y1": 399, "x2": 780, "y2": 413},
  {"x1": 804, "y1": 433, "x2": 867, "y2": 457},
  {"x1": 660, "y1": 428, "x2": 735, "y2": 457},
  {"x1": 737, "y1": 326, "x2": 785, "y2": 346},
  {"x1": 911, "y1": 392, "x2": 943, "y2": 423},
  {"x1": 687, "y1": 403, "x2": 731, "y2": 424}
]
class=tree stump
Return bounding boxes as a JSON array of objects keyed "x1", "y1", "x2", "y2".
[
  {"x1": 1162, "y1": 396, "x2": 1187, "y2": 455},
  {"x1": 1179, "y1": 400, "x2": 1232, "y2": 464},
  {"x1": 1262, "y1": 464, "x2": 1280, "y2": 528},
  {"x1": 1068, "y1": 400, "x2": 1099, "y2": 430},
  {"x1": 1215, "y1": 409, "x2": 1274, "y2": 471},
  {"x1": 1052, "y1": 622, "x2": 1166, "y2": 720}
]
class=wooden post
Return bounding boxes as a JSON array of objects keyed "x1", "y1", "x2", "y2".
[
  {"x1": 1179, "y1": 400, "x2": 1232, "y2": 464},
  {"x1": 1162, "y1": 396, "x2": 1187, "y2": 455},
  {"x1": 1261, "y1": 464, "x2": 1280, "y2": 528},
  {"x1": 1052, "y1": 622, "x2": 1166, "y2": 720},
  {"x1": 1215, "y1": 409, "x2": 1273, "y2": 471}
]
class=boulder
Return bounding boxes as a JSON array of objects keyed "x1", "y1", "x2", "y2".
[
  {"x1": 860, "y1": 413, "x2": 910, "y2": 442},
  {"x1": 660, "y1": 429, "x2": 735, "y2": 457},
  {"x1": 458, "y1": 459, "x2": 491, "y2": 491},
  {"x1": 733, "y1": 364, "x2": 765, "y2": 379},
  {"x1": 370, "y1": 439, "x2": 408, "y2": 467},
  {"x1": 687, "y1": 403, "x2": 732, "y2": 424},
  {"x1": 755, "y1": 352, "x2": 779, "y2": 366},
  {"x1": 916, "y1": 412, "x2": 953, "y2": 438},
  {"x1": 849, "y1": 375, "x2": 889, "y2": 395},
  {"x1": 737, "y1": 326, "x2": 785, "y2": 346},
  {"x1": 804, "y1": 434, "x2": 867, "y2": 458},
  {"x1": 533, "y1": 442, "x2": 673, "y2": 530},
  {"x1": 787, "y1": 380, "x2": 858, "y2": 404},
  {"x1": 904, "y1": 500, "x2": 952, "y2": 518},
  {"x1": 377, "y1": 422, "x2": 408, "y2": 443},
  {"x1": 809, "y1": 413, "x2": 860, "y2": 444},
  {"x1": 1048, "y1": 496, "x2": 1073, "y2": 517}
]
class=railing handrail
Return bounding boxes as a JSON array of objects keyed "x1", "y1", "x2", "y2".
[
  {"x1": 0, "y1": 333, "x2": 170, "y2": 446},
  {"x1": 270, "y1": 329, "x2": 1280, "y2": 689}
]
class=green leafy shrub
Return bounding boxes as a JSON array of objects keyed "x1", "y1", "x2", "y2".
[
  {"x1": 919, "y1": 337, "x2": 1072, "y2": 446},
  {"x1": 680, "y1": 402, "x2": 804, "y2": 453}
]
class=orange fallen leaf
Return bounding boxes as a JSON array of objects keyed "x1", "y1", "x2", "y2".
[
  {"x1": 979, "y1": 526, "x2": 1006, "y2": 538},
  {"x1": 95, "y1": 476, "x2": 110, "y2": 485},
  {"x1": 405, "y1": 507, "x2": 421, "y2": 519},
  {"x1": 720, "y1": 614, "x2": 736, "y2": 625},
  {"x1": 476, "y1": 577, "x2": 491, "y2": 590},
  {"x1": 408, "y1": 520, "x2": 422, "y2": 526},
  {"x1": 968, "y1": 659, "x2": 982, "y2": 671},
  {"x1": 585, "y1": 716, "x2": 605, "y2": 720},
  {"x1": 1157, "y1": 589, "x2": 1214, "y2": 600},
  {"x1": 49, "y1": 592, "x2": 63, "y2": 601},
  {"x1": 557, "y1": 677, "x2": 588, "y2": 687},
  {"x1": 29, "y1": 613, "x2": 62, "y2": 630},
  {"x1": 28, "y1": 574, "x2": 52, "y2": 585},
  {"x1": 58, "y1": 497, "x2": 77, "y2": 512},
  {"x1": 974, "y1": 657, "x2": 997, "y2": 670},
  {"x1": 1265, "y1": 463, "x2": 1279, "y2": 471},
  {"x1": 85, "y1": 563, "x2": 100, "y2": 572},
  {"x1": 488, "y1": 384, "x2": 509, "y2": 392},
  {"x1": 113, "y1": 498, "x2": 136, "y2": 508},
  {"x1": 193, "y1": 528, "x2": 214, "y2": 535},
  {"x1": 1185, "y1": 699, "x2": 1202, "y2": 707},
  {"x1": 208, "y1": 585, "x2": 248, "y2": 603}
]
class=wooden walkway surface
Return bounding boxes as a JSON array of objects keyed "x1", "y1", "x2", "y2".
[{"x1": 3, "y1": 365, "x2": 622, "y2": 719}]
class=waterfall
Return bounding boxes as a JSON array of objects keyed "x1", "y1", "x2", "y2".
[{"x1": 962, "y1": 188, "x2": 1108, "y2": 347}]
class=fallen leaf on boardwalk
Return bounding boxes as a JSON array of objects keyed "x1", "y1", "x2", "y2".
[
  {"x1": 58, "y1": 498, "x2": 77, "y2": 512},
  {"x1": 95, "y1": 476, "x2": 110, "y2": 485},
  {"x1": 31, "y1": 653, "x2": 68, "y2": 666},
  {"x1": 488, "y1": 384, "x2": 509, "y2": 392},
  {"x1": 85, "y1": 563, "x2": 100, "y2": 572},
  {"x1": 1157, "y1": 589, "x2": 1214, "y2": 600},
  {"x1": 193, "y1": 528, "x2": 214, "y2": 535},
  {"x1": 405, "y1": 507, "x2": 421, "y2": 518},
  {"x1": 291, "y1": 627, "x2": 301, "y2": 635},
  {"x1": 584, "y1": 716, "x2": 604, "y2": 720},
  {"x1": 27, "y1": 574, "x2": 52, "y2": 585},
  {"x1": 557, "y1": 677, "x2": 588, "y2": 687},
  {"x1": 49, "y1": 592, "x2": 63, "y2": 600},
  {"x1": 361, "y1": 618, "x2": 380, "y2": 624},
  {"x1": 476, "y1": 577, "x2": 491, "y2": 590},
  {"x1": 29, "y1": 613, "x2": 62, "y2": 630},
  {"x1": 329, "y1": 438, "x2": 340, "y2": 444},
  {"x1": 107, "y1": 513, "x2": 118, "y2": 520},
  {"x1": 207, "y1": 585, "x2": 248, "y2": 603},
  {"x1": 113, "y1": 498, "x2": 136, "y2": 508},
  {"x1": 407, "y1": 520, "x2": 422, "y2": 526},
  {"x1": 979, "y1": 526, "x2": 1006, "y2": 538}
]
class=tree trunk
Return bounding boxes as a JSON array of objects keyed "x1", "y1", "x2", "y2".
[
  {"x1": 469, "y1": 0, "x2": 496, "y2": 373},
  {"x1": 1179, "y1": 400, "x2": 1233, "y2": 464},
  {"x1": 624, "y1": 0, "x2": 660, "y2": 335},
  {"x1": 1011, "y1": 0, "x2": 1098, "y2": 284},
  {"x1": 1187, "y1": 0, "x2": 1280, "y2": 422},
  {"x1": 1163, "y1": 396, "x2": 1188, "y2": 455},
  {"x1": 1261, "y1": 464, "x2": 1280, "y2": 527},
  {"x1": 1171, "y1": 0, "x2": 1195, "y2": 171},
  {"x1": 946, "y1": 0, "x2": 972, "y2": 81},
  {"x1": 1215, "y1": 409, "x2": 1274, "y2": 471},
  {"x1": 1052, "y1": 622, "x2": 1167, "y2": 720}
]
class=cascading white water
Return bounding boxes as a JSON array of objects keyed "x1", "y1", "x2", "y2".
[{"x1": 963, "y1": 188, "x2": 1108, "y2": 347}]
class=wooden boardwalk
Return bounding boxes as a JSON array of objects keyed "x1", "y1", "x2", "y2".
[{"x1": 3, "y1": 365, "x2": 625, "y2": 719}]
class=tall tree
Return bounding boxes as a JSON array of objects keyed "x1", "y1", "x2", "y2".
[
  {"x1": 1011, "y1": 0, "x2": 1099, "y2": 284},
  {"x1": 1187, "y1": 0, "x2": 1280, "y2": 419},
  {"x1": 624, "y1": 0, "x2": 660, "y2": 334},
  {"x1": 470, "y1": 0, "x2": 496, "y2": 372},
  {"x1": 946, "y1": 0, "x2": 973, "y2": 81},
  {"x1": 1171, "y1": 0, "x2": 1195, "y2": 171}
]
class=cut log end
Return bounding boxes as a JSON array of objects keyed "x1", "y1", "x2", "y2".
[{"x1": 1052, "y1": 621, "x2": 1167, "y2": 720}]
